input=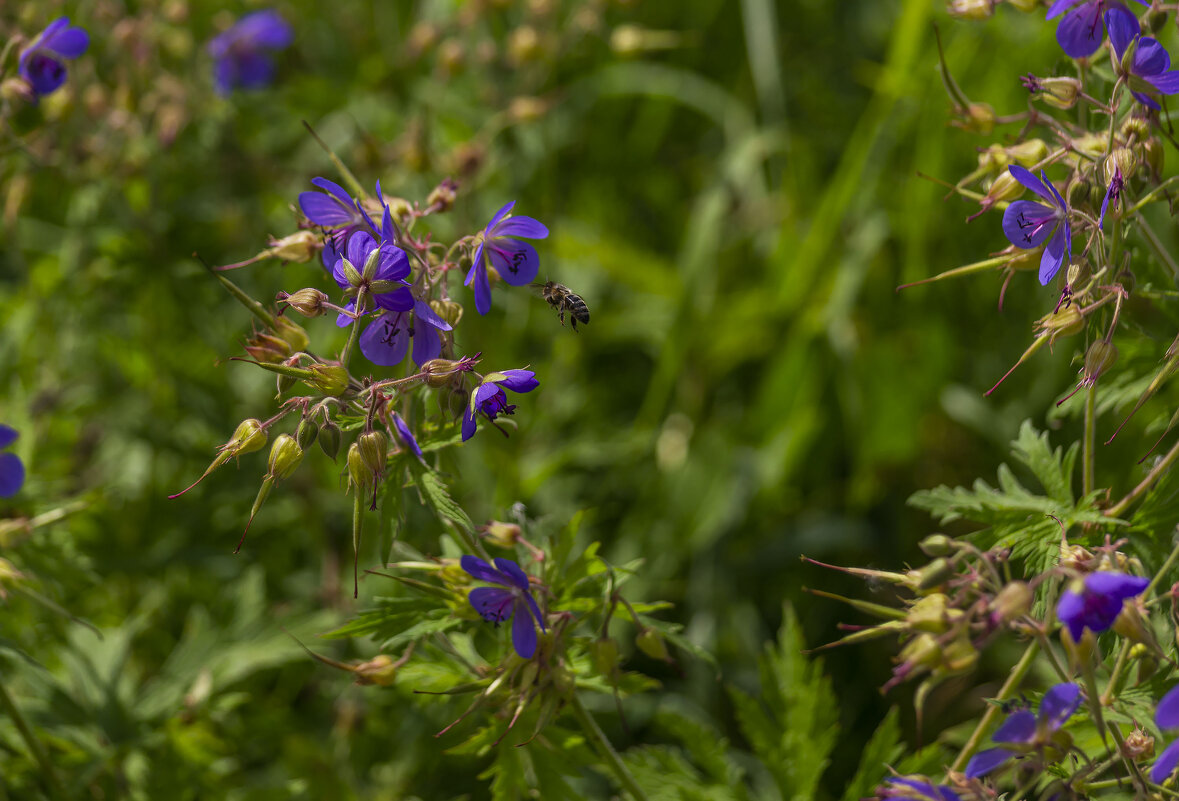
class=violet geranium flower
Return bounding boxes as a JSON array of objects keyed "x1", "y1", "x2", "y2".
[
  {"x1": 1151, "y1": 684, "x2": 1179, "y2": 783},
  {"x1": 1047, "y1": 0, "x2": 1147, "y2": 59},
  {"x1": 299, "y1": 177, "x2": 376, "y2": 269},
  {"x1": 207, "y1": 9, "x2": 293, "y2": 96},
  {"x1": 331, "y1": 230, "x2": 413, "y2": 328},
  {"x1": 462, "y1": 369, "x2": 540, "y2": 442},
  {"x1": 465, "y1": 202, "x2": 549, "y2": 315},
  {"x1": 359, "y1": 300, "x2": 453, "y2": 367},
  {"x1": 965, "y1": 683, "x2": 1082, "y2": 778},
  {"x1": 0, "y1": 425, "x2": 25, "y2": 498},
  {"x1": 1105, "y1": 7, "x2": 1179, "y2": 110},
  {"x1": 1001, "y1": 165, "x2": 1072, "y2": 285},
  {"x1": 390, "y1": 413, "x2": 423, "y2": 460},
  {"x1": 1056, "y1": 571, "x2": 1149, "y2": 641},
  {"x1": 878, "y1": 777, "x2": 960, "y2": 801},
  {"x1": 461, "y1": 555, "x2": 546, "y2": 659},
  {"x1": 18, "y1": 18, "x2": 89, "y2": 99}
]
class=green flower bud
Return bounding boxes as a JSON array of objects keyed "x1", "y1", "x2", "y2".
[
  {"x1": 245, "y1": 332, "x2": 292, "y2": 364},
  {"x1": 916, "y1": 559, "x2": 955, "y2": 591},
  {"x1": 990, "y1": 581, "x2": 1033, "y2": 623},
  {"x1": 267, "y1": 434, "x2": 304, "y2": 481},
  {"x1": 307, "y1": 363, "x2": 351, "y2": 397},
  {"x1": 1123, "y1": 727, "x2": 1155, "y2": 760},
  {"x1": 1105, "y1": 148, "x2": 1137, "y2": 186},
  {"x1": 636, "y1": 629, "x2": 670, "y2": 661},
  {"x1": 479, "y1": 520, "x2": 522, "y2": 548},
  {"x1": 1066, "y1": 260, "x2": 1091, "y2": 287},
  {"x1": 1007, "y1": 0, "x2": 1040, "y2": 11},
  {"x1": 1007, "y1": 138, "x2": 1049, "y2": 166},
  {"x1": 347, "y1": 442, "x2": 374, "y2": 491},
  {"x1": 353, "y1": 654, "x2": 398, "y2": 687},
  {"x1": 318, "y1": 420, "x2": 342, "y2": 461},
  {"x1": 908, "y1": 593, "x2": 963, "y2": 632},
  {"x1": 1035, "y1": 77, "x2": 1081, "y2": 110},
  {"x1": 421, "y1": 358, "x2": 465, "y2": 388},
  {"x1": 1036, "y1": 306, "x2": 1084, "y2": 340},
  {"x1": 959, "y1": 102, "x2": 996, "y2": 134},
  {"x1": 918, "y1": 534, "x2": 955, "y2": 558},
  {"x1": 279, "y1": 288, "x2": 329, "y2": 318},
  {"x1": 1083, "y1": 341, "x2": 1118, "y2": 384},
  {"x1": 426, "y1": 179, "x2": 458, "y2": 212},
  {"x1": 358, "y1": 430, "x2": 388, "y2": 479},
  {"x1": 431, "y1": 299, "x2": 463, "y2": 327},
  {"x1": 274, "y1": 315, "x2": 310, "y2": 353},
  {"x1": 296, "y1": 418, "x2": 318, "y2": 450},
  {"x1": 266, "y1": 230, "x2": 321, "y2": 263},
  {"x1": 228, "y1": 418, "x2": 268, "y2": 457},
  {"x1": 947, "y1": 0, "x2": 994, "y2": 19}
]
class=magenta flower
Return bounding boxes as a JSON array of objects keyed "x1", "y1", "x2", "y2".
[
  {"x1": 0, "y1": 426, "x2": 24, "y2": 498},
  {"x1": 1106, "y1": 7, "x2": 1179, "y2": 109},
  {"x1": 965, "y1": 683, "x2": 1081, "y2": 778},
  {"x1": 1001, "y1": 165, "x2": 1072, "y2": 285},
  {"x1": 462, "y1": 369, "x2": 540, "y2": 441},
  {"x1": 465, "y1": 202, "x2": 549, "y2": 315},
  {"x1": 207, "y1": 9, "x2": 293, "y2": 95},
  {"x1": 1047, "y1": 0, "x2": 1146, "y2": 58},
  {"x1": 18, "y1": 18, "x2": 89, "y2": 99},
  {"x1": 1056, "y1": 571, "x2": 1149, "y2": 641},
  {"x1": 461, "y1": 556, "x2": 546, "y2": 659}
]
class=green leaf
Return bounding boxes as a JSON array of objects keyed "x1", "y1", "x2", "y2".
[
  {"x1": 408, "y1": 459, "x2": 475, "y2": 534},
  {"x1": 839, "y1": 707, "x2": 902, "y2": 801}
]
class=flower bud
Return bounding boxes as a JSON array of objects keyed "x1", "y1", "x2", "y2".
[
  {"x1": 1006, "y1": 138, "x2": 1049, "y2": 167},
  {"x1": 939, "y1": 634, "x2": 978, "y2": 674},
  {"x1": 1035, "y1": 77, "x2": 1082, "y2": 110},
  {"x1": 266, "y1": 434, "x2": 303, "y2": 481},
  {"x1": 296, "y1": 418, "x2": 318, "y2": 451},
  {"x1": 1105, "y1": 148, "x2": 1137, "y2": 185},
  {"x1": 958, "y1": 102, "x2": 996, "y2": 134},
  {"x1": 318, "y1": 420, "x2": 342, "y2": 461},
  {"x1": 245, "y1": 332, "x2": 292, "y2": 364},
  {"x1": 916, "y1": 559, "x2": 956, "y2": 591},
  {"x1": 1124, "y1": 728, "x2": 1155, "y2": 760},
  {"x1": 227, "y1": 419, "x2": 268, "y2": 458},
  {"x1": 990, "y1": 581, "x2": 1033, "y2": 624},
  {"x1": 266, "y1": 230, "x2": 321, "y2": 263},
  {"x1": 353, "y1": 654, "x2": 398, "y2": 686},
  {"x1": 591, "y1": 637, "x2": 620, "y2": 678},
  {"x1": 982, "y1": 171, "x2": 1025, "y2": 208},
  {"x1": 421, "y1": 358, "x2": 465, "y2": 388},
  {"x1": 426, "y1": 179, "x2": 458, "y2": 212},
  {"x1": 347, "y1": 442, "x2": 374, "y2": 491},
  {"x1": 1140, "y1": 137, "x2": 1164, "y2": 177},
  {"x1": 918, "y1": 534, "x2": 955, "y2": 557},
  {"x1": 1059, "y1": 541, "x2": 1094, "y2": 570},
  {"x1": 1007, "y1": 0, "x2": 1040, "y2": 11},
  {"x1": 1005, "y1": 246, "x2": 1042, "y2": 272},
  {"x1": 908, "y1": 594, "x2": 962, "y2": 632},
  {"x1": 431, "y1": 299, "x2": 463, "y2": 327},
  {"x1": 358, "y1": 430, "x2": 388, "y2": 479},
  {"x1": 1066, "y1": 260, "x2": 1090, "y2": 287},
  {"x1": 1072, "y1": 132, "x2": 1107, "y2": 161},
  {"x1": 274, "y1": 316, "x2": 310, "y2": 353},
  {"x1": 437, "y1": 38, "x2": 465, "y2": 75},
  {"x1": 307, "y1": 363, "x2": 351, "y2": 397},
  {"x1": 508, "y1": 96, "x2": 549, "y2": 123},
  {"x1": 1036, "y1": 306, "x2": 1084, "y2": 341},
  {"x1": 898, "y1": 633, "x2": 942, "y2": 671},
  {"x1": 947, "y1": 0, "x2": 994, "y2": 19},
  {"x1": 479, "y1": 520, "x2": 522, "y2": 548},
  {"x1": 636, "y1": 629, "x2": 670, "y2": 661},
  {"x1": 1083, "y1": 341, "x2": 1118, "y2": 384},
  {"x1": 279, "y1": 288, "x2": 329, "y2": 318}
]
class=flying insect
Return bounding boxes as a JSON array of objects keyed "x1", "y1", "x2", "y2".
[{"x1": 533, "y1": 280, "x2": 590, "y2": 332}]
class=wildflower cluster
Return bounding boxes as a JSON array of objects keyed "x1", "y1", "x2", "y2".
[{"x1": 846, "y1": 2, "x2": 1179, "y2": 797}]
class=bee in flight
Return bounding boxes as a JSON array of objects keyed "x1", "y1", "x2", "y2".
[{"x1": 533, "y1": 280, "x2": 590, "y2": 332}]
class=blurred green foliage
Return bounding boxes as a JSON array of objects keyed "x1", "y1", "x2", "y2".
[{"x1": 3, "y1": 0, "x2": 1161, "y2": 797}]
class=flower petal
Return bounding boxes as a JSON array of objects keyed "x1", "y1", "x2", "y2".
[
  {"x1": 1057, "y1": 589, "x2": 1087, "y2": 641},
  {"x1": 359, "y1": 314, "x2": 410, "y2": 366},
  {"x1": 1146, "y1": 69, "x2": 1179, "y2": 95},
  {"x1": 993, "y1": 710, "x2": 1037, "y2": 743},
  {"x1": 511, "y1": 598, "x2": 538, "y2": 658},
  {"x1": 1157, "y1": 684, "x2": 1179, "y2": 729},
  {"x1": 492, "y1": 558, "x2": 532, "y2": 591},
  {"x1": 1046, "y1": 0, "x2": 1085, "y2": 20},
  {"x1": 1039, "y1": 683, "x2": 1082, "y2": 731},
  {"x1": 461, "y1": 555, "x2": 507, "y2": 584},
  {"x1": 1152, "y1": 739, "x2": 1179, "y2": 784},
  {"x1": 299, "y1": 191, "x2": 354, "y2": 227},
  {"x1": 373, "y1": 286, "x2": 415, "y2": 312},
  {"x1": 964, "y1": 747, "x2": 1014, "y2": 779},
  {"x1": 1105, "y1": 5, "x2": 1140, "y2": 60},
  {"x1": 487, "y1": 240, "x2": 540, "y2": 286},
  {"x1": 1057, "y1": 2, "x2": 1107, "y2": 59},
  {"x1": 493, "y1": 215, "x2": 549, "y2": 240},
  {"x1": 1134, "y1": 37, "x2": 1170, "y2": 77},
  {"x1": 233, "y1": 9, "x2": 294, "y2": 49},
  {"x1": 391, "y1": 413, "x2": 423, "y2": 459},
  {"x1": 472, "y1": 259, "x2": 492, "y2": 315},
  {"x1": 0, "y1": 425, "x2": 18, "y2": 450},
  {"x1": 497, "y1": 369, "x2": 540, "y2": 394},
  {"x1": 1039, "y1": 224, "x2": 1067, "y2": 285},
  {"x1": 485, "y1": 201, "x2": 516, "y2": 234},
  {"x1": 42, "y1": 24, "x2": 89, "y2": 59},
  {"x1": 1007, "y1": 165, "x2": 1053, "y2": 200},
  {"x1": 469, "y1": 586, "x2": 515, "y2": 623},
  {"x1": 413, "y1": 299, "x2": 452, "y2": 332},
  {"x1": 1085, "y1": 571, "x2": 1149, "y2": 599},
  {"x1": 411, "y1": 321, "x2": 442, "y2": 366},
  {"x1": 0, "y1": 453, "x2": 24, "y2": 498},
  {"x1": 1002, "y1": 201, "x2": 1057, "y2": 250},
  {"x1": 461, "y1": 407, "x2": 478, "y2": 441}
]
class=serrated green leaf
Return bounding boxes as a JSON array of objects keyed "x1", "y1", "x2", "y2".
[
  {"x1": 839, "y1": 707, "x2": 902, "y2": 801},
  {"x1": 408, "y1": 459, "x2": 475, "y2": 534}
]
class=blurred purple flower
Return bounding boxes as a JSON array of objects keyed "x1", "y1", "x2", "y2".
[
  {"x1": 879, "y1": 777, "x2": 960, "y2": 801},
  {"x1": 19, "y1": 17, "x2": 89, "y2": 99},
  {"x1": 465, "y1": 201, "x2": 549, "y2": 315},
  {"x1": 1047, "y1": 0, "x2": 1146, "y2": 58},
  {"x1": 1057, "y1": 571, "x2": 1149, "y2": 641},
  {"x1": 462, "y1": 369, "x2": 540, "y2": 442},
  {"x1": 965, "y1": 683, "x2": 1081, "y2": 778},
  {"x1": 1106, "y1": 7, "x2": 1179, "y2": 109},
  {"x1": 1152, "y1": 684, "x2": 1179, "y2": 783},
  {"x1": 1001, "y1": 165, "x2": 1072, "y2": 285},
  {"x1": 0, "y1": 425, "x2": 25, "y2": 498},
  {"x1": 207, "y1": 9, "x2": 293, "y2": 95},
  {"x1": 461, "y1": 555, "x2": 546, "y2": 659}
]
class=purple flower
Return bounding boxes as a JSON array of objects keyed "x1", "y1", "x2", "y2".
[
  {"x1": 1056, "y1": 571, "x2": 1149, "y2": 641},
  {"x1": 18, "y1": 18, "x2": 89, "y2": 99},
  {"x1": 391, "y1": 412, "x2": 423, "y2": 460},
  {"x1": 965, "y1": 683, "x2": 1081, "y2": 778},
  {"x1": 358, "y1": 300, "x2": 453, "y2": 367},
  {"x1": 0, "y1": 425, "x2": 24, "y2": 499},
  {"x1": 461, "y1": 555, "x2": 546, "y2": 659},
  {"x1": 1105, "y1": 7, "x2": 1179, "y2": 109},
  {"x1": 1047, "y1": 0, "x2": 1147, "y2": 59},
  {"x1": 331, "y1": 230, "x2": 413, "y2": 327},
  {"x1": 879, "y1": 777, "x2": 960, "y2": 801},
  {"x1": 1152, "y1": 685, "x2": 1179, "y2": 783},
  {"x1": 207, "y1": 9, "x2": 293, "y2": 96},
  {"x1": 299, "y1": 177, "x2": 374, "y2": 269},
  {"x1": 465, "y1": 202, "x2": 549, "y2": 315},
  {"x1": 1001, "y1": 165, "x2": 1072, "y2": 285},
  {"x1": 1099, "y1": 166, "x2": 1123, "y2": 228},
  {"x1": 462, "y1": 369, "x2": 540, "y2": 442}
]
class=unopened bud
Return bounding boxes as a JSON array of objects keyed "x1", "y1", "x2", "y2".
[
  {"x1": 307, "y1": 363, "x2": 351, "y2": 397},
  {"x1": 947, "y1": 0, "x2": 994, "y2": 19},
  {"x1": 1083, "y1": 341, "x2": 1118, "y2": 383},
  {"x1": 1007, "y1": 0, "x2": 1040, "y2": 11},
  {"x1": 245, "y1": 332, "x2": 292, "y2": 363},
  {"x1": 227, "y1": 419, "x2": 268, "y2": 458},
  {"x1": 479, "y1": 520, "x2": 522, "y2": 548},
  {"x1": 353, "y1": 654, "x2": 398, "y2": 686},
  {"x1": 274, "y1": 316, "x2": 310, "y2": 353},
  {"x1": 1005, "y1": 246, "x2": 1042, "y2": 272},
  {"x1": 1105, "y1": 148, "x2": 1137, "y2": 185},
  {"x1": 422, "y1": 358, "x2": 464, "y2": 388},
  {"x1": 983, "y1": 171, "x2": 1025, "y2": 207},
  {"x1": 508, "y1": 96, "x2": 548, "y2": 122},
  {"x1": 430, "y1": 299, "x2": 463, "y2": 327},
  {"x1": 939, "y1": 634, "x2": 979, "y2": 674},
  {"x1": 919, "y1": 534, "x2": 955, "y2": 558},
  {"x1": 636, "y1": 629, "x2": 670, "y2": 661},
  {"x1": 296, "y1": 418, "x2": 318, "y2": 450},
  {"x1": 990, "y1": 581, "x2": 1033, "y2": 623},
  {"x1": 916, "y1": 559, "x2": 955, "y2": 591},
  {"x1": 426, "y1": 179, "x2": 458, "y2": 212},
  {"x1": 898, "y1": 633, "x2": 942, "y2": 670},
  {"x1": 1124, "y1": 728, "x2": 1155, "y2": 760},
  {"x1": 958, "y1": 102, "x2": 995, "y2": 134},
  {"x1": 437, "y1": 38, "x2": 464, "y2": 74},
  {"x1": 267, "y1": 230, "x2": 321, "y2": 263},
  {"x1": 1139, "y1": 137, "x2": 1164, "y2": 177},
  {"x1": 347, "y1": 442, "x2": 374, "y2": 490},
  {"x1": 1059, "y1": 541, "x2": 1094, "y2": 570},
  {"x1": 508, "y1": 25, "x2": 543, "y2": 65},
  {"x1": 908, "y1": 593, "x2": 962, "y2": 633},
  {"x1": 1066, "y1": 260, "x2": 1090, "y2": 287},
  {"x1": 358, "y1": 430, "x2": 389, "y2": 479},
  {"x1": 1007, "y1": 138, "x2": 1049, "y2": 166},
  {"x1": 318, "y1": 420, "x2": 342, "y2": 461},
  {"x1": 266, "y1": 434, "x2": 304, "y2": 481},
  {"x1": 1037, "y1": 306, "x2": 1084, "y2": 340},
  {"x1": 280, "y1": 288, "x2": 329, "y2": 318},
  {"x1": 1035, "y1": 76, "x2": 1082, "y2": 109}
]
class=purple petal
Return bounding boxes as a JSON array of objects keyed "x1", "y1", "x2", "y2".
[
  {"x1": 1105, "y1": 6, "x2": 1140, "y2": 59},
  {"x1": 391, "y1": 413, "x2": 423, "y2": 459},
  {"x1": 1134, "y1": 37, "x2": 1170, "y2": 77},
  {"x1": 497, "y1": 369, "x2": 540, "y2": 394},
  {"x1": 473, "y1": 382, "x2": 503, "y2": 407},
  {"x1": 413, "y1": 299, "x2": 452, "y2": 332},
  {"x1": 461, "y1": 555, "x2": 507, "y2": 584},
  {"x1": 299, "y1": 191, "x2": 354, "y2": 227},
  {"x1": 311, "y1": 178, "x2": 356, "y2": 210},
  {"x1": 41, "y1": 23, "x2": 89, "y2": 59},
  {"x1": 222, "y1": 50, "x2": 276, "y2": 91},
  {"x1": 21, "y1": 54, "x2": 67, "y2": 96},
  {"x1": 466, "y1": 249, "x2": 492, "y2": 316},
  {"x1": 523, "y1": 591, "x2": 546, "y2": 632},
  {"x1": 232, "y1": 9, "x2": 294, "y2": 49},
  {"x1": 493, "y1": 215, "x2": 549, "y2": 240},
  {"x1": 0, "y1": 453, "x2": 24, "y2": 498},
  {"x1": 461, "y1": 407, "x2": 478, "y2": 441},
  {"x1": 487, "y1": 240, "x2": 540, "y2": 286},
  {"x1": 1152, "y1": 739, "x2": 1179, "y2": 784},
  {"x1": 1057, "y1": 589, "x2": 1087, "y2": 641},
  {"x1": 1058, "y1": 2, "x2": 1108, "y2": 59},
  {"x1": 1146, "y1": 69, "x2": 1179, "y2": 95},
  {"x1": 469, "y1": 586, "x2": 515, "y2": 623},
  {"x1": 1132, "y1": 89, "x2": 1162, "y2": 109},
  {"x1": 993, "y1": 710, "x2": 1037, "y2": 743},
  {"x1": 1008, "y1": 164, "x2": 1053, "y2": 201},
  {"x1": 1085, "y1": 572, "x2": 1149, "y2": 599},
  {"x1": 964, "y1": 747, "x2": 1014, "y2": 779},
  {"x1": 358, "y1": 314, "x2": 410, "y2": 366},
  {"x1": 1039, "y1": 683, "x2": 1082, "y2": 731},
  {"x1": 0, "y1": 425, "x2": 19, "y2": 450},
  {"x1": 511, "y1": 599, "x2": 538, "y2": 658},
  {"x1": 1002, "y1": 201, "x2": 1057, "y2": 250},
  {"x1": 1046, "y1": 0, "x2": 1085, "y2": 20},
  {"x1": 484, "y1": 201, "x2": 516, "y2": 234},
  {"x1": 346, "y1": 231, "x2": 376, "y2": 268},
  {"x1": 1158, "y1": 685, "x2": 1179, "y2": 729},
  {"x1": 1039, "y1": 225, "x2": 1067, "y2": 285},
  {"x1": 492, "y1": 558, "x2": 532, "y2": 591},
  {"x1": 411, "y1": 321, "x2": 442, "y2": 366},
  {"x1": 373, "y1": 287, "x2": 415, "y2": 312}
]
